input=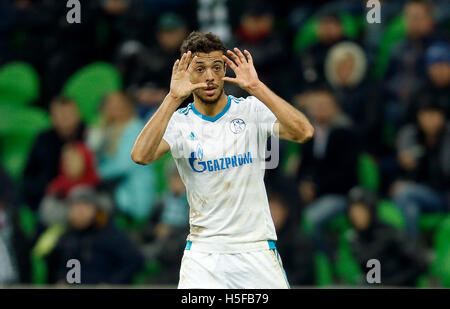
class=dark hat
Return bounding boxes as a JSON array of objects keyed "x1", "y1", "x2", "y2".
[
  {"x1": 348, "y1": 186, "x2": 378, "y2": 209},
  {"x1": 426, "y1": 42, "x2": 450, "y2": 68},
  {"x1": 67, "y1": 186, "x2": 101, "y2": 209}
]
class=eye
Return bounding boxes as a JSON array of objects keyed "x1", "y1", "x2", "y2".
[
  {"x1": 196, "y1": 67, "x2": 204, "y2": 73},
  {"x1": 214, "y1": 65, "x2": 222, "y2": 71}
]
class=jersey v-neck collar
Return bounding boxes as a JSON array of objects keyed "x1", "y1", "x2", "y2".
[{"x1": 191, "y1": 95, "x2": 231, "y2": 122}]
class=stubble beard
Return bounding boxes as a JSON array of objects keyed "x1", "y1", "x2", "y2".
[{"x1": 194, "y1": 86, "x2": 224, "y2": 105}]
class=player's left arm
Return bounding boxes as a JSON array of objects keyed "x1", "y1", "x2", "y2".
[{"x1": 222, "y1": 48, "x2": 314, "y2": 143}]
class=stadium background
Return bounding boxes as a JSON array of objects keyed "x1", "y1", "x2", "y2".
[{"x1": 0, "y1": 0, "x2": 449, "y2": 288}]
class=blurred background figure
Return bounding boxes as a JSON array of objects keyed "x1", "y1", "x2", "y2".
[
  {"x1": 140, "y1": 167, "x2": 189, "y2": 284},
  {"x1": 23, "y1": 96, "x2": 85, "y2": 211},
  {"x1": 383, "y1": 0, "x2": 441, "y2": 127},
  {"x1": 296, "y1": 88, "x2": 359, "y2": 260},
  {"x1": 229, "y1": 0, "x2": 287, "y2": 97},
  {"x1": 88, "y1": 92, "x2": 156, "y2": 221},
  {"x1": 39, "y1": 142, "x2": 99, "y2": 227},
  {"x1": 115, "y1": 12, "x2": 189, "y2": 120},
  {"x1": 268, "y1": 189, "x2": 315, "y2": 286},
  {"x1": 407, "y1": 42, "x2": 450, "y2": 122},
  {"x1": 392, "y1": 100, "x2": 449, "y2": 238},
  {"x1": 295, "y1": 13, "x2": 347, "y2": 92},
  {"x1": 0, "y1": 167, "x2": 18, "y2": 284},
  {"x1": 347, "y1": 187, "x2": 428, "y2": 286},
  {"x1": 50, "y1": 187, "x2": 144, "y2": 285}
]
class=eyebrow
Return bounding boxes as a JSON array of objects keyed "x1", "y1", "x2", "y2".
[{"x1": 195, "y1": 60, "x2": 224, "y2": 65}]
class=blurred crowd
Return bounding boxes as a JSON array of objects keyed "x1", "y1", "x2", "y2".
[{"x1": 0, "y1": 0, "x2": 449, "y2": 287}]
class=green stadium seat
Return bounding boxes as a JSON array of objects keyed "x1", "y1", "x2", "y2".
[
  {"x1": 293, "y1": 12, "x2": 361, "y2": 53},
  {"x1": 30, "y1": 256, "x2": 48, "y2": 285},
  {"x1": 419, "y1": 214, "x2": 447, "y2": 232},
  {"x1": 374, "y1": 15, "x2": 406, "y2": 79},
  {"x1": 377, "y1": 200, "x2": 406, "y2": 229},
  {"x1": 314, "y1": 252, "x2": 334, "y2": 286},
  {"x1": 63, "y1": 62, "x2": 122, "y2": 124},
  {"x1": 431, "y1": 216, "x2": 450, "y2": 287},
  {"x1": 18, "y1": 205, "x2": 37, "y2": 239},
  {"x1": 0, "y1": 105, "x2": 50, "y2": 179},
  {"x1": 357, "y1": 153, "x2": 380, "y2": 192},
  {"x1": 336, "y1": 230, "x2": 362, "y2": 285},
  {"x1": 0, "y1": 62, "x2": 40, "y2": 106},
  {"x1": 133, "y1": 260, "x2": 162, "y2": 285}
]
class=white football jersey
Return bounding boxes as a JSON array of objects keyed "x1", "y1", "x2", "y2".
[{"x1": 163, "y1": 95, "x2": 278, "y2": 253}]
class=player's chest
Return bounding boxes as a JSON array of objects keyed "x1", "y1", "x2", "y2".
[{"x1": 181, "y1": 116, "x2": 257, "y2": 159}]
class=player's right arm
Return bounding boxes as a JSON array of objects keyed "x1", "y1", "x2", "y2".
[{"x1": 131, "y1": 51, "x2": 207, "y2": 165}]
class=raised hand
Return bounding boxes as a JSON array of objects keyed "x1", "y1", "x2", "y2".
[
  {"x1": 169, "y1": 51, "x2": 208, "y2": 101},
  {"x1": 222, "y1": 48, "x2": 262, "y2": 93}
]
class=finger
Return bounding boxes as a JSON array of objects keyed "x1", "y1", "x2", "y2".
[
  {"x1": 172, "y1": 59, "x2": 180, "y2": 73},
  {"x1": 182, "y1": 51, "x2": 192, "y2": 71},
  {"x1": 222, "y1": 55, "x2": 237, "y2": 71},
  {"x1": 227, "y1": 50, "x2": 241, "y2": 65},
  {"x1": 234, "y1": 47, "x2": 247, "y2": 63},
  {"x1": 191, "y1": 82, "x2": 208, "y2": 91},
  {"x1": 244, "y1": 49, "x2": 253, "y2": 64},
  {"x1": 178, "y1": 52, "x2": 187, "y2": 71},
  {"x1": 187, "y1": 55, "x2": 198, "y2": 73},
  {"x1": 222, "y1": 76, "x2": 239, "y2": 84}
]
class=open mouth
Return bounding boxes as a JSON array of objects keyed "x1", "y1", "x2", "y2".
[{"x1": 204, "y1": 85, "x2": 217, "y2": 96}]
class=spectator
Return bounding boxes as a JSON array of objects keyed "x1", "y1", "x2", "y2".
[
  {"x1": 0, "y1": 236, "x2": 16, "y2": 284},
  {"x1": 96, "y1": 0, "x2": 148, "y2": 60},
  {"x1": 294, "y1": 13, "x2": 347, "y2": 91},
  {"x1": 324, "y1": 41, "x2": 382, "y2": 135},
  {"x1": 407, "y1": 42, "x2": 450, "y2": 122},
  {"x1": 115, "y1": 12, "x2": 189, "y2": 119},
  {"x1": 268, "y1": 190, "x2": 315, "y2": 286},
  {"x1": 392, "y1": 99, "x2": 450, "y2": 238},
  {"x1": 39, "y1": 142, "x2": 99, "y2": 227},
  {"x1": 0, "y1": 167, "x2": 18, "y2": 284},
  {"x1": 88, "y1": 92, "x2": 156, "y2": 220},
  {"x1": 230, "y1": 1, "x2": 287, "y2": 97},
  {"x1": 23, "y1": 96, "x2": 85, "y2": 210},
  {"x1": 347, "y1": 187, "x2": 428, "y2": 286},
  {"x1": 51, "y1": 187, "x2": 144, "y2": 284},
  {"x1": 324, "y1": 41, "x2": 384, "y2": 154},
  {"x1": 141, "y1": 167, "x2": 189, "y2": 284},
  {"x1": 296, "y1": 88, "x2": 359, "y2": 259},
  {"x1": 116, "y1": 12, "x2": 188, "y2": 90},
  {"x1": 383, "y1": 0, "x2": 440, "y2": 125}
]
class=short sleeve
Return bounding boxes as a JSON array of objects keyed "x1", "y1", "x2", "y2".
[
  {"x1": 249, "y1": 96, "x2": 277, "y2": 137},
  {"x1": 162, "y1": 113, "x2": 181, "y2": 157}
]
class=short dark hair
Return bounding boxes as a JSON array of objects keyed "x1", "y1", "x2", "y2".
[
  {"x1": 180, "y1": 31, "x2": 226, "y2": 56},
  {"x1": 50, "y1": 95, "x2": 75, "y2": 108}
]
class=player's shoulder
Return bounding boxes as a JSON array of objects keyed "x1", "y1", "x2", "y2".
[{"x1": 228, "y1": 95, "x2": 263, "y2": 112}]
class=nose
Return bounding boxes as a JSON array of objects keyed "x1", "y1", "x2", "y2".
[{"x1": 205, "y1": 68, "x2": 214, "y2": 82}]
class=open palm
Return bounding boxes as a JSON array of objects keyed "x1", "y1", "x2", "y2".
[
  {"x1": 222, "y1": 48, "x2": 261, "y2": 93},
  {"x1": 170, "y1": 51, "x2": 208, "y2": 101}
]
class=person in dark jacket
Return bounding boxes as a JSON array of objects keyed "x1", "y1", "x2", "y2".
[
  {"x1": 406, "y1": 42, "x2": 450, "y2": 123},
  {"x1": 296, "y1": 88, "x2": 359, "y2": 259},
  {"x1": 392, "y1": 99, "x2": 450, "y2": 238},
  {"x1": 23, "y1": 96, "x2": 85, "y2": 211},
  {"x1": 268, "y1": 189, "x2": 315, "y2": 286},
  {"x1": 52, "y1": 187, "x2": 144, "y2": 285},
  {"x1": 347, "y1": 187, "x2": 428, "y2": 287}
]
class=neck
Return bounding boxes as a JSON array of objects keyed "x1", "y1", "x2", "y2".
[{"x1": 193, "y1": 92, "x2": 228, "y2": 118}]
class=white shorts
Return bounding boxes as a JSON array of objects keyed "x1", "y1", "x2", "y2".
[{"x1": 177, "y1": 241, "x2": 290, "y2": 289}]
